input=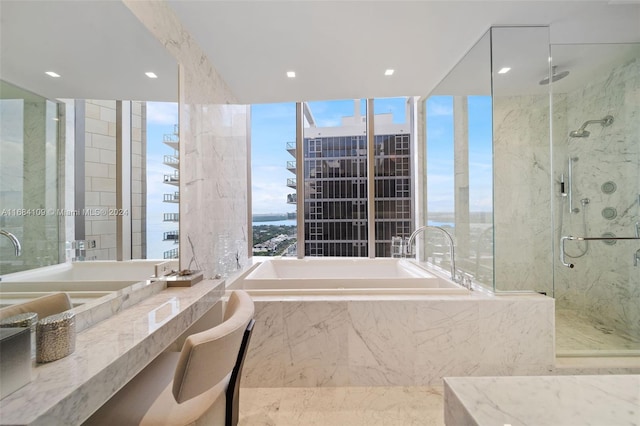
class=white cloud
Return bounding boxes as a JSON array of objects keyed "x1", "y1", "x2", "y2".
[
  {"x1": 147, "y1": 102, "x2": 178, "y2": 125},
  {"x1": 427, "y1": 100, "x2": 453, "y2": 117}
]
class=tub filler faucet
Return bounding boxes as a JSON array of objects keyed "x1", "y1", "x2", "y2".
[
  {"x1": 0, "y1": 229, "x2": 22, "y2": 257},
  {"x1": 406, "y1": 226, "x2": 458, "y2": 284}
]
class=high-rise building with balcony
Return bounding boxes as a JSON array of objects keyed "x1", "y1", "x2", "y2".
[
  {"x1": 162, "y1": 124, "x2": 179, "y2": 259},
  {"x1": 287, "y1": 101, "x2": 413, "y2": 257}
]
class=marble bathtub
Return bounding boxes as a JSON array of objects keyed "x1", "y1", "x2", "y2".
[
  {"x1": 238, "y1": 258, "x2": 468, "y2": 295},
  {"x1": 236, "y1": 259, "x2": 556, "y2": 388}
]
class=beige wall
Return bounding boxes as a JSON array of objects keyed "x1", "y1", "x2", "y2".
[
  {"x1": 131, "y1": 101, "x2": 146, "y2": 259},
  {"x1": 84, "y1": 100, "x2": 118, "y2": 259}
]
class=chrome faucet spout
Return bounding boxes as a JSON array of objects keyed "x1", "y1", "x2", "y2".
[
  {"x1": 0, "y1": 230, "x2": 22, "y2": 256},
  {"x1": 407, "y1": 225, "x2": 456, "y2": 282}
]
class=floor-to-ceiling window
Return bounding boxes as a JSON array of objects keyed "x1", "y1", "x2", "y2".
[
  {"x1": 250, "y1": 102, "x2": 297, "y2": 256},
  {"x1": 373, "y1": 97, "x2": 414, "y2": 257},
  {"x1": 303, "y1": 99, "x2": 368, "y2": 257},
  {"x1": 251, "y1": 98, "x2": 416, "y2": 258}
]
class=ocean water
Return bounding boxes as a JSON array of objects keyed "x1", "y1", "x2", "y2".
[{"x1": 252, "y1": 220, "x2": 296, "y2": 227}]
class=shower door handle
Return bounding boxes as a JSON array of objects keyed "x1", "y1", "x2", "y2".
[
  {"x1": 567, "y1": 158, "x2": 574, "y2": 214},
  {"x1": 561, "y1": 235, "x2": 640, "y2": 268}
]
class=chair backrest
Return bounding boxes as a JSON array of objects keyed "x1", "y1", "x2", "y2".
[
  {"x1": 0, "y1": 292, "x2": 73, "y2": 321},
  {"x1": 172, "y1": 290, "x2": 255, "y2": 403}
]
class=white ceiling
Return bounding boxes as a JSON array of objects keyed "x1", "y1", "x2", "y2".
[
  {"x1": 0, "y1": 0, "x2": 178, "y2": 102},
  {"x1": 1, "y1": 1, "x2": 639, "y2": 104}
]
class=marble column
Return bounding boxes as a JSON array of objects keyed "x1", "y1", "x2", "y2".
[
  {"x1": 453, "y1": 96, "x2": 470, "y2": 260},
  {"x1": 124, "y1": 1, "x2": 249, "y2": 278}
]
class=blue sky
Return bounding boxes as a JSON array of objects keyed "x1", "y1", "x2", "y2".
[
  {"x1": 426, "y1": 95, "x2": 493, "y2": 213},
  {"x1": 146, "y1": 96, "x2": 493, "y2": 257},
  {"x1": 250, "y1": 98, "x2": 411, "y2": 215},
  {"x1": 146, "y1": 102, "x2": 179, "y2": 259}
]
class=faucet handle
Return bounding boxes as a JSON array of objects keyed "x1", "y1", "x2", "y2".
[
  {"x1": 458, "y1": 272, "x2": 474, "y2": 290},
  {"x1": 403, "y1": 237, "x2": 411, "y2": 256}
]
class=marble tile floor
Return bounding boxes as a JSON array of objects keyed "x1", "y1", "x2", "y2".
[
  {"x1": 239, "y1": 386, "x2": 445, "y2": 426},
  {"x1": 556, "y1": 309, "x2": 640, "y2": 354}
]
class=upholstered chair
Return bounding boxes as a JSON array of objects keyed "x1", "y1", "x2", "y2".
[
  {"x1": 84, "y1": 290, "x2": 255, "y2": 426},
  {"x1": 0, "y1": 292, "x2": 73, "y2": 320}
]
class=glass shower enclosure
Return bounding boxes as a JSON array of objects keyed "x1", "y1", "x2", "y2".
[
  {"x1": 0, "y1": 80, "x2": 63, "y2": 275},
  {"x1": 551, "y1": 43, "x2": 640, "y2": 356},
  {"x1": 423, "y1": 27, "x2": 639, "y2": 356}
]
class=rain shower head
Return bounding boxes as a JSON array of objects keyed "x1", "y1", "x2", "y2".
[
  {"x1": 539, "y1": 66, "x2": 570, "y2": 85},
  {"x1": 569, "y1": 115, "x2": 614, "y2": 138}
]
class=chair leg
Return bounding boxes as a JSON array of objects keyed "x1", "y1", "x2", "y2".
[{"x1": 225, "y1": 318, "x2": 255, "y2": 426}]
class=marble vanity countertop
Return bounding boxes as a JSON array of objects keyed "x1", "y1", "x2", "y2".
[
  {"x1": 444, "y1": 374, "x2": 640, "y2": 426},
  {"x1": 0, "y1": 278, "x2": 225, "y2": 426}
]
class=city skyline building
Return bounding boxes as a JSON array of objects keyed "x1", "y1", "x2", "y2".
[
  {"x1": 162, "y1": 124, "x2": 179, "y2": 259},
  {"x1": 287, "y1": 100, "x2": 414, "y2": 257}
]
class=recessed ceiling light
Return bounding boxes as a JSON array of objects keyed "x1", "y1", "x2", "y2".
[
  {"x1": 286, "y1": 71, "x2": 296, "y2": 78},
  {"x1": 384, "y1": 69, "x2": 395, "y2": 76},
  {"x1": 145, "y1": 72, "x2": 158, "y2": 79},
  {"x1": 45, "y1": 71, "x2": 60, "y2": 78},
  {"x1": 498, "y1": 67, "x2": 511, "y2": 74}
]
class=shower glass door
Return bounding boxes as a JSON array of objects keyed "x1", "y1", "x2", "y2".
[
  {"x1": 551, "y1": 43, "x2": 640, "y2": 356},
  {"x1": 0, "y1": 80, "x2": 62, "y2": 274}
]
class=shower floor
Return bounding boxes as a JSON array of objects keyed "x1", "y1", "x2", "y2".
[{"x1": 556, "y1": 309, "x2": 640, "y2": 355}]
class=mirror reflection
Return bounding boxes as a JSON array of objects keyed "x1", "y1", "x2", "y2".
[{"x1": 0, "y1": 0, "x2": 178, "y2": 319}]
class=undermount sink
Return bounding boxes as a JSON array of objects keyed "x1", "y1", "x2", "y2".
[
  {"x1": 0, "y1": 280, "x2": 139, "y2": 292},
  {"x1": 1, "y1": 260, "x2": 162, "y2": 282},
  {"x1": 0, "y1": 291, "x2": 114, "y2": 308},
  {"x1": 0, "y1": 260, "x2": 175, "y2": 331}
]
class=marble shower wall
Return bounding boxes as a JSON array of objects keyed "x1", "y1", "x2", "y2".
[
  {"x1": 493, "y1": 94, "x2": 553, "y2": 294},
  {"x1": 553, "y1": 48, "x2": 640, "y2": 338},
  {"x1": 242, "y1": 295, "x2": 555, "y2": 388},
  {"x1": 125, "y1": 1, "x2": 249, "y2": 278}
]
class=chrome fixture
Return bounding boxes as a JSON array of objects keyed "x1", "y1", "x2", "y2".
[
  {"x1": 0, "y1": 230, "x2": 22, "y2": 256},
  {"x1": 561, "y1": 234, "x2": 640, "y2": 268},
  {"x1": 407, "y1": 225, "x2": 457, "y2": 283},
  {"x1": 569, "y1": 115, "x2": 614, "y2": 138},
  {"x1": 539, "y1": 65, "x2": 569, "y2": 85},
  {"x1": 566, "y1": 157, "x2": 579, "y2": 214}
]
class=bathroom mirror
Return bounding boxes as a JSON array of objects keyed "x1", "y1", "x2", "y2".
[{"x1": 0, "y1": 1, "x2": 178, "y2": 277}]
